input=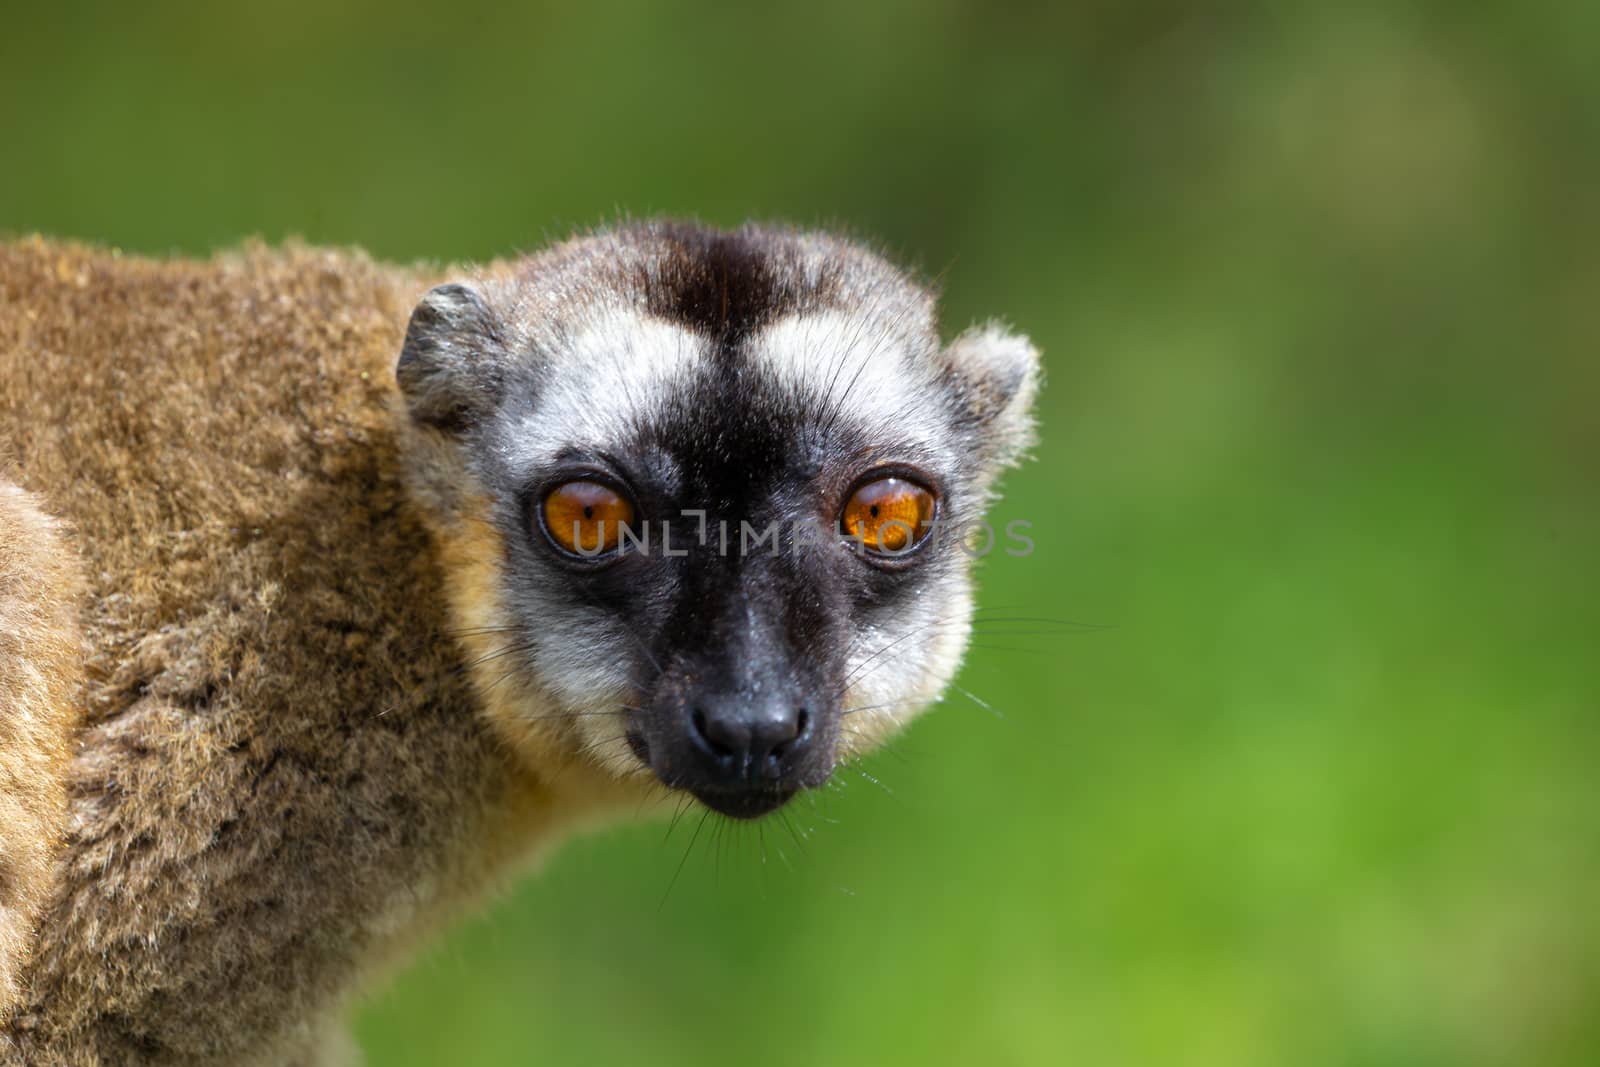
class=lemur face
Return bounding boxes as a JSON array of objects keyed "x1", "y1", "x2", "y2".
[{"x1": 398, "y1": 223, "x2": 1036, "y2": 819}]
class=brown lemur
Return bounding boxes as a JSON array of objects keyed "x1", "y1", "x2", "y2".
[{"x1": 0, "y1": 221, "x2": 1039, "y2": 1065}]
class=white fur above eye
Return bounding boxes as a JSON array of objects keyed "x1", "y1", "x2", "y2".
[
  {"x1": 514, "y1": 307, "x2": 708, "y2": 467},
  {"x1": 749, "y1": 309, "x2": 957, "y2": 463}
]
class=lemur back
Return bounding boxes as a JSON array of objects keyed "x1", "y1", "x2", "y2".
[{"x1": 0, "y1": 241, "x2": 570, "y2": 1064}]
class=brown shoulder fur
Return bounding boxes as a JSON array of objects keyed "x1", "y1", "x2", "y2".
[
  {"x1": 0, "y1": 239, "x2": 625, "y2": 1065},
  {"x1": 0, "y1": 478, "x2": 82, "y2": 1023}
]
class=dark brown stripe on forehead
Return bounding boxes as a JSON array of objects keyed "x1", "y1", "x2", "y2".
[{"x1": 635, "y1": 224, "x2": 840, "y2": 347}]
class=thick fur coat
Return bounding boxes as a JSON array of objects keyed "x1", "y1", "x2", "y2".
[{"x1": 0, "y1": 240, "x2": 609, "y2": 1064}]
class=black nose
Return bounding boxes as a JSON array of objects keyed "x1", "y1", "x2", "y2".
[
  {"x1": 636, "y1": 677, "x2": 836, "y2": 819},
  {"x1": 688, "y1": 703, "x2": 810, "y2": 780}
]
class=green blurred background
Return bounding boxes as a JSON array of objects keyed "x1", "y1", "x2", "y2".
[{"x1": 4, "y1": 2, "x2": 1596, "y2": 1064}]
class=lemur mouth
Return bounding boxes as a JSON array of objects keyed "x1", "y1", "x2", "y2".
[{"x1": 690, "y1": 786, "x2": 797, "y2": 820}]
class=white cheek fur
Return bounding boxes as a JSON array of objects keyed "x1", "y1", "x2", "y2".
[{"x1": 834, "y1": 574, "x2": 974, "y2": 758}]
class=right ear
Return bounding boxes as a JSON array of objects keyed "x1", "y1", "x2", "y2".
[
  {"x1": 396, "y1": 283, "x2": 506, "y2": 432},
  {"x1": 939, "y1": 322, "x2": 1041, "y2": 472}
]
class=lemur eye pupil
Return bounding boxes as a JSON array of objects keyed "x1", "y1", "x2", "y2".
[
  {"x1": 541, "y1": 480, "x2": 634, "y2": 558},
  {"x1": 840, "y1": 476, "x2": 936, "y2": 557}
]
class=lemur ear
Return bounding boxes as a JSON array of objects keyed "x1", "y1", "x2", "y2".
[
  {"x1": 941, "y1": 323, "x2": 1041, "y2": 470},
  {"x1": 396, "y1": 283, "x2": 506, "y2": 432}
]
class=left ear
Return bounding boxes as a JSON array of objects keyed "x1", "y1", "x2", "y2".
[
  {"x1": 396, "y1": 282, "x2": 506, "y2": 434},
  {"x1": 940, "y1": 322, "x2": 1041, "y2": 471}
]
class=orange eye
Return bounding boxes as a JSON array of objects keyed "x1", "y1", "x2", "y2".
[
  {"x1": 840, "y1": 476, "x2": 937, "y2": 554},
  {"x1": 541, "y1": 480, "x2": 636, "y2": 557}
]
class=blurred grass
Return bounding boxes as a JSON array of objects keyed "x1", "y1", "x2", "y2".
[{"x1": 3, "y1": 2, "x2": 1596, "y2": 1064}]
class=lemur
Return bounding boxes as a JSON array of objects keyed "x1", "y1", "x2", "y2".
[{"x1": 0, "y1": 221, "x2": 1038, "y2": 1065}]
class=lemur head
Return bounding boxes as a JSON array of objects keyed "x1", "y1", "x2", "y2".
[{"x1": 398, "y1": 222, "x2": 1037, "y2": 819}]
